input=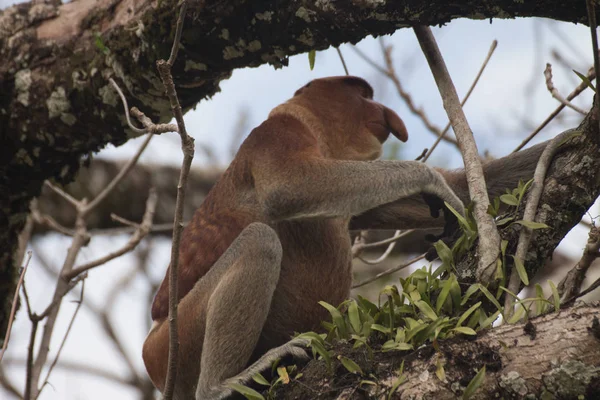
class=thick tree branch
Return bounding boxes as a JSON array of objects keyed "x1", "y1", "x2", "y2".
[{"x1": 273, "y1": 304, "x2": 600, "y2": 399}]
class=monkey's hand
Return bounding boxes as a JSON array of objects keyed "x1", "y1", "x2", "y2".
[{"x1": 421, "y1": 193, "x2": 461, "y2": 261}]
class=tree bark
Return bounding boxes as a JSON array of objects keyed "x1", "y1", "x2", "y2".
[{"x1": 272, "y1": 304, "x2": 600, "y2": 399}]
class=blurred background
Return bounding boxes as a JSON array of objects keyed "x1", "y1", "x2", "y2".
[{"x1": 1, "y1": 3, "x2": 598, "y2": 398}]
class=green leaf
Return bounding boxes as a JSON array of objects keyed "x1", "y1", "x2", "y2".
[
  {"x1": 573, "y1": 69, "x2": 596, "y2": 90},
  {"x1": 500, "y1": 240, "x2": 508, "y2": 257},
  {"x1": 453, "y1": 326, "x2": 477, "y2": 335},
  {"x1": 500, "y1": 194, "x2": 519, "y2": 206},
  {"x1": 463, "y1": 366, "x2": 486, "y2": 399},
  {"x1": 308, "y1": 50, "x2": 316, "y2": 70},
  {"x1": 495, "y1": 216, "x2": 514, "y2": 226},
  {"x1": 512, "y1": 256, "x2": 529, "y2": 286},
  {"x1": 348, "y1": 301, "x2": 362, "y2": 334},
  {"x1": 507, "y1": 304, "x2": 527, "y2": 324},
  {"x1": 228, "y1": 383, "x2": 265, "y2": 400},
  {"x1": 461, "y1": 284, "x2": 480, "y2": 306},
  {"x1": 514, "y1": 220, "x2": 550, "y2": 230},
  {"x1": 444, "y1": 202, "x2": 470, "y2": 228},
  {"x1": 252, "y1": 373, "x2": 270, "y2": 386},
  {"x1": 548, "y1": 280, "x2": 560, "y2": 311},
  {"x1": 479, "y1": 285, "x2": 504, "y2": 315},
  {"x1": 436, "y1": 358, "x2": 446, "y2": 381},
  {"x1": 535, "y1": 284, "x2": 547, "y2": 316},
  {"x1": 405, "y1": 323, "x2": 428, "y2": 343},
  {"x1": 415, "y1": 300, "x2": 438, "y2": 321},
  {"x1": 434, "y1": 240, "x2": 454, "y2": 266},
  {"x1": 371, "y1": 324, "x2": 392, "y2": 334},
  {"x1": 387, "y1": 368, "x2": 406, "y2": 400},
  {"x1": 319, "y1": 301, "x2": 348, "y2": 338},
  {"x1": 338, "y1": 356, "x2": 363, "y2": 375},
  {"x1": 456, "y1": 302, "x2": 482, "y2": 327},
  {"x1": 478, "y1": 310, "x2": 501, "y2": 329},
  {"x1": 93, "y1": 32, "x2": 110, "y2": 55},
  {"x1": 436, "y1": 276, "x2": 454, "y2": 313}
]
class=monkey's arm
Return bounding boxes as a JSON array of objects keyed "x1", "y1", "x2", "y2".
[
  {"x1": 254, "y1": 156, "x2": 465, "y2": 221},
  {"x1": 349, "y1": 140, "x2": 548, "y2": 230}
]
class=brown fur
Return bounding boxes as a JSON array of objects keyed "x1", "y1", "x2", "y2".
[{"x1": 142, "y1": 76, "x2": 545, "y2": 399}]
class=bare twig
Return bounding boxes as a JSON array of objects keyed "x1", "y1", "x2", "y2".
[
  {"x1": 356, "y1": 230, "x2": 401, "y2": 265},
  {"x1": 43, "y1": 181, "x2": 79, "y2": 208},
  {"x1": 336, "y1": 47, "x2": 349, "y2": 75},
  {"x1": 64, "y1": 189, "x2": 157, "y2": 279},
  {"x1": 109, "y1": 78, "x2": 147, "y2": 134},
  {"x1": 380, "y1": 38, "x2": 459, "y2": 147},
  {"x1": 558, "y1": 225, "x2": 600, "y2": 302},
  {"x1": 16, "y1": 209, "x2": 34, "y2": 267},
  {"x1": 31, "y1": 205, "x2": 74, "y2": 237},
  {"x1": 155, "y1": 2, "x2": 193, "y2": 398},
  {"x1": 353, "y1": 254, "x2": 427, "y2": 288},
  {"x1": 0, "y1": 251, "x2": 32, "y2": 363},
  {"x1": 83, "y1": 133, "x2": 154, "y2": 217},
  {"x1": 38, "y1": 281, "x2": 85, "y2": 397},
  {"x1": 353, "y1": 230, "x2": 414, "y2": 253},
  {"x1": 513, "y1": 67, "x2": 595, "y2": 152},
  {"x1": 505, "y1": 129, "x2": 577, "y2": 317},
  {"x1": 130, "y1": 107, "x2": 179, "y2": 134},
  {"x1": 414, "y1": 25, "x2": 500, "y2": 282},
  {"x1": 350, "y1": 45, "x2": 389, "y2": 76},
  {"x1": 24, "y1": 318, "x2": 38, "y2": 400},
  {"x1": 423, "y1": 40, "x2": 498, "y2": 162},
  {"x1": 562, "y1": 275, "x2": 600, "y2": 306},
  {"x1": 544, "y1": 63, "x2": 587, "y2": 114}
]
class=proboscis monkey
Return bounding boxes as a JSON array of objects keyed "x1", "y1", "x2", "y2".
[{"x1": 143, "y1": 76, "x2": 545, "y2": 399}]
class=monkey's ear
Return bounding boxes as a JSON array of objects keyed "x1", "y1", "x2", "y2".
[{"x1": 383, "y1": 105, "x2": 408, "y2": 142}]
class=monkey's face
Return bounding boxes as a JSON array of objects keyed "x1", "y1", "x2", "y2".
[{"x1": 292, "y1": 76, "x2": 408, "y2": 160}]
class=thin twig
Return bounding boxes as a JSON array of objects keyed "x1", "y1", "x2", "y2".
[
  {"x1": 336, "y1": 47, "x2": 349, "y2": 75},
  {"x1": 354, "y1": 230, "x2": 414, "y2": 252},
  {"x1": 38, "y1": 281, "x2": 85, "y2": 398},
  {"x1": 380, "y1": 38, "x2": 459, "y2": 147},
  {"x1": 64, "y1": 189, "x2": 158, "y2": 280},
  {"x1": 544, "y1": 63, "x2": 587, "y2": 114},
  {"x1": 43, "y1": 181, "x2": 79, "y2": 208},
  {"x1": 0, "y1": 251, "x2": 32, "y2": 363},
  {"x1": 83, "y1": 132, "x2": 154, "y2": 216},
  {"x1": 350, "y1": 45, "x2": 389, "y2": 76},
  {"x1": 156, "y1": 2, "x2": 193, "y2": 398},
  {"x1": 414, "y1": 25, "x2": 500, "y2": 282},
  {"x1": 356, "y1": 230, "x2": 401, "y2": 265},
  {"x1": 513, "y1": 68, "x2": 595, "y2": 153},
  {"x1": 353, "y1": 254, "x2": 426, "y2": 288},
  {"x1": 27, "y1": 205, "x2": 90, "y2": 400},
  {"x1": 24, "y1": 319, "x2": 38, "y2": 400},
  {"x1": 558, "y1": 225, "x2": 600, "y2": 302},
  {"x1": 562, "y1": 275, "x2": 600, "y2": 306},
  {"x1": 109, "y1": 78, "x2": 147, "y2": 134},
  {"x1": 423, "y1": 40, "x2": 498, "y2": 162},
  {"x1": 130, "y1": 107, "x2": 179, "y2": 134},
  {"x1": 504, "y1": 129, "x2": 577, "y2": 318}
]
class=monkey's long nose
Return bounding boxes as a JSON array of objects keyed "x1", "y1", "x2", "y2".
[{"x1": 383, "y1": 105, "x2": 408, "y2": 142}]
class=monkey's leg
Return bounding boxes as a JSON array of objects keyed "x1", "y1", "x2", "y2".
[{"x1": 195, "y1": 222, "x2": 309, "y2": 400}]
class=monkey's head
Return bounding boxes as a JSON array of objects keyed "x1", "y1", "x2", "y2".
[{"x1": 288, "y1": 76, "x2": 408, "y2": 160}]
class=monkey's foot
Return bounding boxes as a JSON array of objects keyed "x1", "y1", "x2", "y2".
[{"x1": 196, "y1": 338, "x2": 311, "y2": 400}]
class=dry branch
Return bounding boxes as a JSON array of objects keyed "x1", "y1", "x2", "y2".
[{"x1": 414, "y1": 25, "x2": 500, "y2": 282}]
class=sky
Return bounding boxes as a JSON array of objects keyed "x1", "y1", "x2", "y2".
[{"x1": 1, "y1": 6, "x2": 598, "y2": 399}]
